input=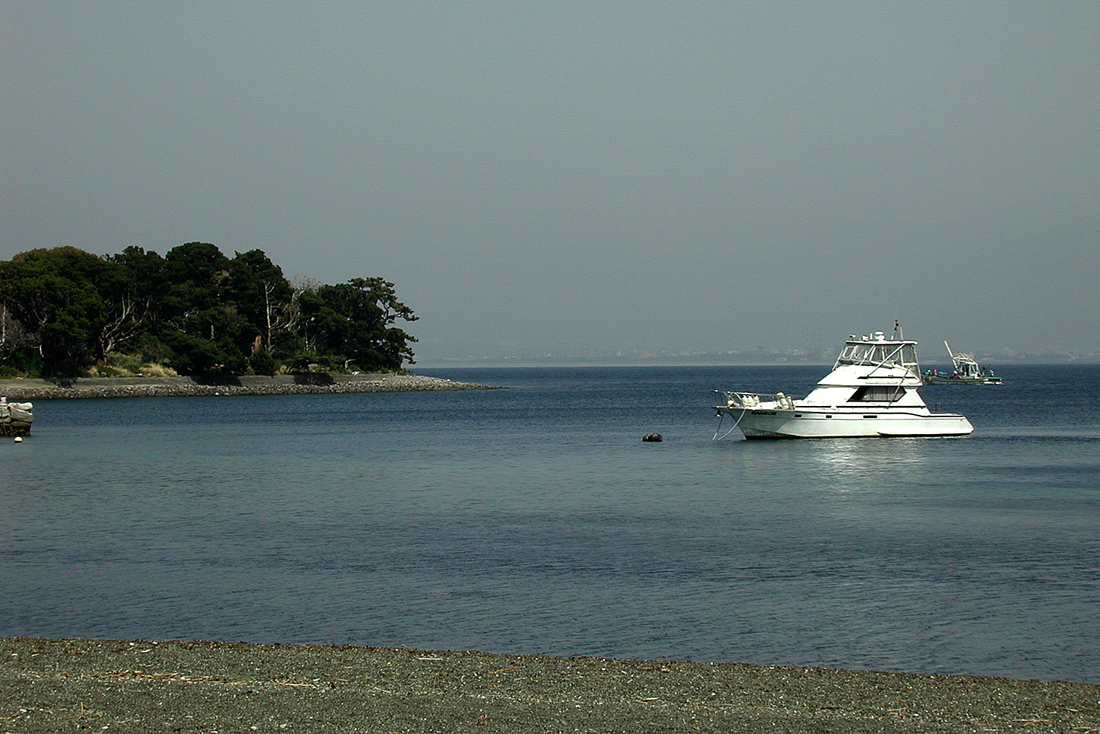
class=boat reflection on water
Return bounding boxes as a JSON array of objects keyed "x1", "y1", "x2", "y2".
[{"x1": 810, "y1": 436, "x2": 928, "y2": 480}]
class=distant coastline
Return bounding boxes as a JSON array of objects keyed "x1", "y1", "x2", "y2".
[
  {"x1": 416, "y1": 354, "x2": 1100, "y2": 369},
  {"x1": 0, "y1": 372, "x2": 498, "y2": 400}
]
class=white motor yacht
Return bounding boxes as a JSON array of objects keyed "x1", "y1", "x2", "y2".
[{"x1": 714, "y1": 327, "x2": 974, "y2": 439}]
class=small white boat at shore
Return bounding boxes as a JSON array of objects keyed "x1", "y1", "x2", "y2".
[
  {"x1": 714, "y1": 327, "x2": 973, "y2": 439},
  {"x1": 0, "y1": 396, "x2": 33, "y2": 437}
]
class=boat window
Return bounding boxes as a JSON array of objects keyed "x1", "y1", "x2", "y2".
[
  {"x1": 837, "y1": 341, "x2": 919, "y2": 372},
  {"x1": 848, "y1": 386, "x2": 904, "y2": 402}
]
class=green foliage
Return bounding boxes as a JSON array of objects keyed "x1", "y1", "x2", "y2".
[
  {"x1": 249, "y1": 348, "x2": 277, "y2": 376},
  {"x1": 98, "y1": 353, "x2": 177, "y2": 377},
  {"x1": 1, "y1": 243, "x2": 418, "y2": 377},
  {"x1": 301, "y1": 278, "x2": 418, "y2": 372},
  {"x1": 0, "y1": 247, "x2": 119, "y2": 376}
]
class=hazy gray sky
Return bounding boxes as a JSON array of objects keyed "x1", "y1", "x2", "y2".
[{"x1": 4, "y1": 2, "x2": 1098, "y2": 364}]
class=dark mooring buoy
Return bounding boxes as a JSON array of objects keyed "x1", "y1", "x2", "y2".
[{"x1": 642, "y1": 433, "x2": 663, "y2": 442}]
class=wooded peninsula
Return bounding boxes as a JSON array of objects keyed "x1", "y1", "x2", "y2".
[{"x1": 0, "y1": 243, "x2": 418, "y2": 379}]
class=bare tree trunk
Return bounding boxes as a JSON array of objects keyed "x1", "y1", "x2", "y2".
[{"x1": 263, "y1": 282, "x2": 273, "y2": 351}]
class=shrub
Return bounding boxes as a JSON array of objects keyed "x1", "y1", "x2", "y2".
[{"x1": 249, "y1": 349, "x2": 277, "y2": 376}]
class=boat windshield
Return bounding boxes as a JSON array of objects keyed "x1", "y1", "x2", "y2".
[
  {"x1": 954, "y1": 355, "x2": 980, "y2": 377},
  {"x1": 836, "y1": 341, "x2": 919, "y2": 372}
]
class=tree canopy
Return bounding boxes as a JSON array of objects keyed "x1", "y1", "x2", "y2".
[{"x1": 0, "y1": 243, "x2": 417, "y2": 378}]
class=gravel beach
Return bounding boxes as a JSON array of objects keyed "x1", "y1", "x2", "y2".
[
  {"x1": 0, "y1": 373, "x2": 496, "y2": 401},
  {"x1": 2, "y1": 637, "x2": 1097, "y2": 733}
]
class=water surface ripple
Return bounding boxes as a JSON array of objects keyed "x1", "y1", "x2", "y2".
[{"x1": 2, "y1": 365, "x2": 1098, "y2": 682}]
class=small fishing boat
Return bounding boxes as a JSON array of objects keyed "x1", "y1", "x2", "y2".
[
  {"x1": 714, "y1": 325, "x2": 973, "y2": 439},
  {"x1": 923, "y1": 342, "x2": 1002, "y2": 385}
]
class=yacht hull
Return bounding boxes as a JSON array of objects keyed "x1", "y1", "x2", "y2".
[{"x1": 722, "y1": 407, "x2": 974, "y2": 439}]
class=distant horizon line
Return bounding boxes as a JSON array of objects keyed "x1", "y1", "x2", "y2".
[{"x1": 414, "y1": 353, "x2": 1099, "y2": 369}]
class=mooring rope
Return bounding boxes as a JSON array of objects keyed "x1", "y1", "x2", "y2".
[{"x1": 712, "y1": 407, "x2": 748, "y2": 441}]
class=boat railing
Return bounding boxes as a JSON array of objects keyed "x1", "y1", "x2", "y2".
[{"x1": 716, "y1": 390, "x2": 798, "y2": 411}]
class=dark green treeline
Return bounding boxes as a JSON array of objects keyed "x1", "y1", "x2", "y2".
[{"x1": 0, "y1": 243, "x2": 417, "y2": 378}]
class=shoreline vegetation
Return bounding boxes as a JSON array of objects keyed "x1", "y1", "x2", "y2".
[
  {"x1": 1, "y1": 244, "x2": 420, "y2": 380},
  {"x1": 0, "y1": 372, "x2": 498, "y2": 401},
  {"x1": 3, "y1": 637, "x2": 1098, "y2": 733}
]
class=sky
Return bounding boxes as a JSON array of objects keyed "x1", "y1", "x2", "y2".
[{"x1": 3, "y1": 2, "x2": 1098, "y2": 365}]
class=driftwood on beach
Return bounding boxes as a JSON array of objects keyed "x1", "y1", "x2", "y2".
[{"x1": 0, "y1": 373, "x2": 497, "y2": 401}]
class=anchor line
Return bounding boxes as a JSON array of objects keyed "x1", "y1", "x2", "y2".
[{"x1": 712, "y1": 407, "x2": 748, "y2": 441}]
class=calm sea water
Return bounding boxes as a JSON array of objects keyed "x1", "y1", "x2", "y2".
[{"x1": 2, "y1": 364, "x2": 1099, "y2": 683}]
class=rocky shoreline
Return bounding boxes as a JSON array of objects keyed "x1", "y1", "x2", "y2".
[
  {"x1": 2, "y1": 637, "x2": 1098, "y2": 733},
  {"x1": 0, "y1": 373, "x2": 497, "y2": 400}
]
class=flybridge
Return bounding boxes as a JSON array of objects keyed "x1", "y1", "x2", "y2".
[{"x1": 835, "y1": 331, "x2": 920, "y2": 378}]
